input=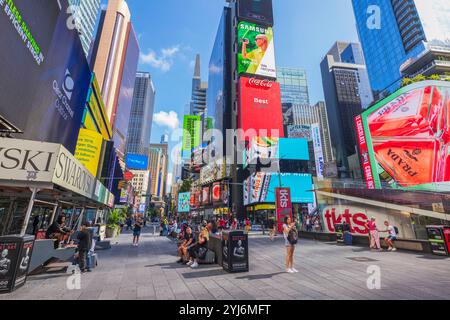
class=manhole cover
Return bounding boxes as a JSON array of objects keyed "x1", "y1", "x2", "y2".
[{"x1": 346, "y1": 257, "x2": 379, "y2": 262}]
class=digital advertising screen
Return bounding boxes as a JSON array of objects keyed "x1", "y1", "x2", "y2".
[
  {"x1": 0, "y1": 0, "x2": 91, "y2": 153},
  {"x1": 237, "y1": 21, "x2": 276, "y2": 78},
  {"x1": 238, "y1": 77, "x2": 284, "y2": 141},
  {"x1": 74, "y1": 128, "x2": 104, "y2": 177},
  {"x1": 238, "y1": 0, "x2": 274, "y2": 26},
  {"x1": 126, "y1": 154, "x2": 149, "y2": 170},
  {"x1": 178, "y1": 192, "x2": 191, "y2": 213},
  {"x1": 182, "y1": 115, "x2": 202, "y2": 159},
  {"x1": 244, "y1": 172, "x2": 314, "y2": 205},
  {"x1": 247, "y1": 137, "x2": 309, "y2": 165},
  {"x1": 357, "y1": 81, "x2": 450, "y2": 192}
]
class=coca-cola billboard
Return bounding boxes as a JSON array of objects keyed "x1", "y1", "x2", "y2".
[{"x1": 238, "y1": 76, "x2": 284, "y2": 141}]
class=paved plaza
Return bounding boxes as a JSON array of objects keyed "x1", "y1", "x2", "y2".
[{"x1": 1, "y1": 228, "x2": 450, "y2": 300}]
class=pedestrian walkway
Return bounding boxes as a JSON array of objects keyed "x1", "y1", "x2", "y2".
[{"x1": 1, "y1": 228, "x2": 450, "y2": 300}]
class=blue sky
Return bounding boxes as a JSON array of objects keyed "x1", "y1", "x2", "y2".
[{"x1": 102, "y1": 0, "x2": 359, "y2": 176}]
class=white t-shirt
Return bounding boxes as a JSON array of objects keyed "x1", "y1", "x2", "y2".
[{"x1": 388, "y1": 225, "x2": 397, "y2": 237}]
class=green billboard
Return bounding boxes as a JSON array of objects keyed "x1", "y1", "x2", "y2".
[
  {"x1": 237, "y1": 21, "x2": 276, "y2": 78},
  {"x1": 182, "y1": 115, "x2": 202, "y2": 159}
]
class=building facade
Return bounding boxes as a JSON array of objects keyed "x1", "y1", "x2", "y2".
[
  {"x1": 90, "y1": 0, "x2": 140, "y2": 158},
  {"x1": 190, "y1": 54, "x2": 208, "y2": 116},
  {"x1": 148, "y1": 143, "x2": 169, "y2": 201},
  {"x1": 352, "y1": 0, "x2": 450, "y2": 97},
  {"x1": 277, "y1": 67, "x2": 310, "y2": 105},
  {"x1": 126, "y1": 72, "x2": 156, "y2": 156},
  {"x1": 320, "y1": 41, "x2": 374, "y2": 177},
  {"x1": 68, "y1": 0, "x2": 101, "y2": 56}
]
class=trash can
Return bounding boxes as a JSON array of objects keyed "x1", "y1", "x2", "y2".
[
  {"x1": 334, "y1": 224, "x2": 344, "y2": 244},
  {"x1": 343, "y1": 232, "x2": 353, "y2": 245},
  {"x1": 426, "y1": 226, "x2": 450, "y2": 256},
  {"x1": 222, "y1": 231, "x2": 249, "y2": 273},
  {"x1": 0, "y1": 235, "x2": 35, "y2": 293}
]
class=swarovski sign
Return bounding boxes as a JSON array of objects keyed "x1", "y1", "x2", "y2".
[{"x1": 0, "y1": 138, "x2": 95, "y2": 199}]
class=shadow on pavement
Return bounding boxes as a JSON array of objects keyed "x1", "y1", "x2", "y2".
[
  {"x1": 415, "y1": 255, "x2": 450, "y2": 260},
  {"x1": 182, "y1": 269, "x2": 227, "y2": 279},
  {"x1": 145, "y1": 262, "x2": 188, "y2": 269},
  {"x1": 236, "y1": 272, "x2": 284, "y2": 280}
]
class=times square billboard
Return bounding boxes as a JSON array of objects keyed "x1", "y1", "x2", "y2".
[
  {"x1": 238, "y1": 76, "x2": 284, "y2": 141},
  {"x1": 238, "y1": 0, "x2": 273, "y2": 26},
  {"x1": 356, "y1": 81, "x2": 450, "y2": 192},
  {"x1": 0, "y1": 0, "x2": 91, "y2": 154}
]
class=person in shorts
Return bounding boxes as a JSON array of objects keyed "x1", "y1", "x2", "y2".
[
  {"x1": 283, "y1": 217, "x2": 298, "y2": 274},
  {"x1": 132, "y1": 218, "x2": 143, "y2": 247},
  {"x1": 380, "y1": 220, "x2": 397, "y2": 251}
]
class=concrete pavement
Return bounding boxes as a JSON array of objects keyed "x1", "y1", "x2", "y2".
[{"x1": 1, "y1": 228, "x2": 450, "y2": 300}]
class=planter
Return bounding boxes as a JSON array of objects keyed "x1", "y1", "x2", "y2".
[{"x1": 106, "y1": 226, "x2": 119, "y2": 239}]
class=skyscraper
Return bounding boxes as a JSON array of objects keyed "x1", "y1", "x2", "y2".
[
  {"x1": 68, "y1": 0, "x2": 101, "y2": 56},
  {"x1": 90, "y1": 0, "x2": 140, "y2": 157},
  {"x1": 126, "y1": 72, "x2": 156, "y2": 155},
  {"x1": 148, "y1": 143, "x2": 169, "y2": 201},
  {"x1": 352, "y1": 0, "x2": 450, "y2": 96},
  {"x1": 277, "y1": 67, "x2": 310, "y2": 105},
  {"x1": 190, "y1": 54, "x2": 208, "y2": 116},
  {"x1": 320, "y1": 41, "x2": 374, "y2": 177}
]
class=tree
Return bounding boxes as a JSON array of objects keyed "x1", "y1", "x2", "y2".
[
  {"x1": 401, "y1": 74, "x2": 449, "y2": 87},
  {"x1": 179, "y1": 179, "x2": 193, "y2": 193}
]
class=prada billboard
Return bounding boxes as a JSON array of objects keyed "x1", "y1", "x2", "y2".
[{"x1": 238, "y1": 0, "x2": 274, "y2": 26}]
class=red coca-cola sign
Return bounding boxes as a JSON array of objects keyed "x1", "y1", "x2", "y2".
[{"x1": 248, "y1": 77, "x2": 273, "y2": 88}]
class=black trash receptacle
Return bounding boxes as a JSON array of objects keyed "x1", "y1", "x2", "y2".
[
  {"x1": 0, "y1": 235, "x2": 35, "y2": 293},
  {"x1": 222, "y1": 231, "x2": 249, "y2": 273},
  {"x1": 426, "y1": 226, "x2": 450, "y2": 256}
]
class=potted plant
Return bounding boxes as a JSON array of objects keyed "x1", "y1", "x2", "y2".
[{"x1": 106, "y1": 209, "x2": 124, "y2": 238}]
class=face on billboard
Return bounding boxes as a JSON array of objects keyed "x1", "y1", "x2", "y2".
[
  {"x1": 126, "y1": 154, "x2": 149, "y2": 170},
  {"x1": 359, "y1": 82, "x2": 450, "y2": 192},
  {"x1": 238, "y1": 21, "x2": 276, "y2": 78},
  {"x1": 238, "y1": 0, "x2": 274, "y2": 26},
  {"x1": 0, "y1": 0, "x2": 91, "y2": 153},
  {"x1": 239, "y1": 77, "x2": 284, "y2": 141}
]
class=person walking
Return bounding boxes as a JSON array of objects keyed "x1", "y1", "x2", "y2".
[
  {"x1": 132, "y1": 218, "x2": 143, "y2": 247},
  {"x1": 76, "y1": 223, "x2": 92, "y2": 273},
  {"x1": 268, "y1": 218, "x2": 276, "y2": 241},
  {"x1": 126, "y1": 216, "x2": 132, "y2": 231},
  {"x1": 365, "y1": 217, "x2": 381, "y2": 250},
  {"x1": 379, "y1": 221, "x2": 397, "y2": 251},
  {"x1": 245, "y1": 218, "x2": 251, "y2": 234},
  {"x1": 283, "y1": 217, "x2": 298, "y2": 273}
]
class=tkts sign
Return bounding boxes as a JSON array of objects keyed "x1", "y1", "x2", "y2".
[{"x1": 275, "y1": 188, "x2": 292, "y2": 232}]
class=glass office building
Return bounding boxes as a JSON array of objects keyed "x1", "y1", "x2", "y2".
[
  {"x1": 277, "y1": 67, "x2": 310, "y2": 105},
  {"x1": 352, "y1": 0, "x2": 450, "y2": 97},
  {"x1": 126, "y1": 72, "x2": 156, "y2": 156},
  {"x1": 68, "y1": 0, "x2": 101, "y2": 56}
]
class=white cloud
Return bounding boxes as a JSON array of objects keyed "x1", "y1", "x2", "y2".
[
  {"x1": 209, "y1": 63, "x2": 222, "y2": 74},
  {"x1": 153, "y1": 111, "x2": 179, "y2": 130},
  {"x1": 140, "y1": 45, "x2": 181, "y2": 72}
]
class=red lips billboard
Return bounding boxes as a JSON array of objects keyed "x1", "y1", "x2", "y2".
[{"x1": 238, "y1": 76, "x2": 284, "y2": 141}]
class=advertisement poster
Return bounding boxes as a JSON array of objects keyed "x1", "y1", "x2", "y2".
[
  {"x1": 311, "y1": 124, "x2": 325, "y2": 181},
  {"x1": 0, "y1": 0, "x2": 91, "y2": 153},
  {"x1": 178, "y1": 192, "x2": 191, "y2": 213},
  {"x1": 0, "y1": 241, "x2": 19, "y2": 292},
  {"x1": 202, "y1": 187, "x2": 211, "y2": 205},
  {"x1": 287, "y1": 125, "x2": 312, "y2": 140},
  {"x1": 126, "y1": 154, "x2": 149, "y2": 170},
  {"x1": 14, "y1": 240, "x2": 34, "y2": 288},
  {"x1": 238, "y1": 0, "x2": 274, "y2": 26},
  {"x1": 212, "y1": 183, "x2": 221, "y2": 203},
  {"x1": 244, "y1": 173, "x2": 314, "y2": 204},
  {"x1": 357, "y1": 81, "x2": 450, "y2": 192},
  {"x1": 238, "y1": 77, "x2": 284, "y2": 141},
  {"x1": 75, "y1": 129, "x2": 104, "y2": 177},
  {"x1": 276, "y1": 188, "x2": 293, "y2": 232},
  {"x1": 237, "y1": 21, "x2": 276, "y2": 78},
  {"x1": 182, "y1": 115, "x2": 202, "y2": 159}
]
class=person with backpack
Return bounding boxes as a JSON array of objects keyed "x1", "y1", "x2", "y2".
[
  {"x1": 283, "y1": 216, "x2": 298, "y2": 274},
  {"x1": 379, "y1": 221, "x2": 398, "y2": 251}
]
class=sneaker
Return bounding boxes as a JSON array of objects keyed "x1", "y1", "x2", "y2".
[
  {"x1": 387, "y1": 247, "x2": 392, "y2": 251},
  {"x1": 291, "y1": 268, "x2": 299, "y2": 273},
  {"x1": 190, "y1": 262, "x2": 199, "y2": 268},
  {"x1": 391, "y1": 248, "x2": 397, "y2": 252},
  {"x1": 186, "y1": 260, "x2": 194, "y2": 266},
  {"x1": 286, "y1": 268, "x2": 295, "y2": 273}
]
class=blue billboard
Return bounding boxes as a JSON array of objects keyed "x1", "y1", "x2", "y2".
[
  {"x1": 178, "y1": 192, "x2": 191, "y2": 213},
  {"x1": 0, "y1": 0, "x2": 91, "y2": 153},
  {"x1": 126, "y1": 154, "x2": 149, "y2": 170},
  {"x1": 245, "y1": 173, "x2": 314, "y2": 205},
  {"x1": 279, "y1": 138, "x2": 309, "y2": 160}
]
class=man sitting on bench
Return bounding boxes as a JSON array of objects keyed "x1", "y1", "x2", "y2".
[{"x1": 177, "y1": 226, "x2": 195, "y2": 264}]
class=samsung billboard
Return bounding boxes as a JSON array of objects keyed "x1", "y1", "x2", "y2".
[{"x1": 0, "y1": 0, "x2": 91, "y2": 153}]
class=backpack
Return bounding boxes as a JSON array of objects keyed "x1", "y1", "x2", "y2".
[
  {"x1": 394, "y1": 226, "x2": 399, "y2": 235},
  {"x1": 287, "y1": 229, "x2": 298, "y2": 245}
]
